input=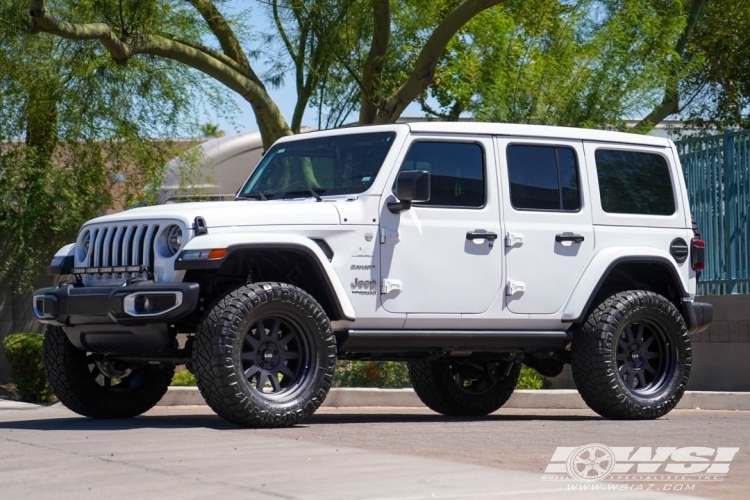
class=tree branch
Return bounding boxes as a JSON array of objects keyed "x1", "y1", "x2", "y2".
[
  {"x1": 359, "y1": 0, "x2": 390, "y2": 124},
  {"x1": 634, "y1": 0, "x2": 708, "y2": 132},
  {"x1": 375, "y1": 0, "x2": 506, "y2": 123},
  {"x1": 28, "y1": 0, "x2": 291, "y2": 148},
  {"x1": 185, "y1": 0, "x2": 257, "y2": 79}
]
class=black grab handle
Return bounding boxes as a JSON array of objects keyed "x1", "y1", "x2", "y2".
[
  {"x1": 467, "y1": 231, "x2": 498, "y2": 241},
  {"x1": 555, "y1": 234, "x2": 585, "y2": 243}
]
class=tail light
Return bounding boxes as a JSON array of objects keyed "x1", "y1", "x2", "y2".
[{"x1": 691, "y1": 239, "x2": 705, "y2": 271}]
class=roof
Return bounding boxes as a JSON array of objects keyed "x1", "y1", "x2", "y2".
[{"x1": 403, "y1": 121, "x2": 672, "y2": 147}]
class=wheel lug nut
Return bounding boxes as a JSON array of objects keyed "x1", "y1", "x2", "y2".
[
  {"x1": 260, "y1": 362, "x2": 265, "y2": 368},
  {"x1": 274, "y1": 350, "x2": 278, "y2": 355}
]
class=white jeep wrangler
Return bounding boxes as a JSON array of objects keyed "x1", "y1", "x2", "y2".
[{"x1": 33, "y1": 122, "x2": 712, "y2": 426}]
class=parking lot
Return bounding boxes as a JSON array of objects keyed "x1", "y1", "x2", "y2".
[{"x1": 1, "y1": 401, "x2": 747, "y2": 499}]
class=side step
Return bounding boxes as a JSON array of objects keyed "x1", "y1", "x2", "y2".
[{"x1": 339, "y1": 330, "x2": 570, "y2": 353}]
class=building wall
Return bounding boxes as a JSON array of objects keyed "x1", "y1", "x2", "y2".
[{"x1": 550, "y1": 294, "x2": 750, "y2": 391}]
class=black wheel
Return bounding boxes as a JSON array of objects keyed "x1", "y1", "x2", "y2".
[
  {"x1": 571, "y1": 290, "x2": 691, "y2": 419},
  {"x1": 193, "y1": 282, "x2": 336, "y2": 427},
  {"x1": 42, "y1": 325, "x2": 174, "y2": 419},
  {"x1": 408, "y1": 359, "x2": 521, "y2": 416}
]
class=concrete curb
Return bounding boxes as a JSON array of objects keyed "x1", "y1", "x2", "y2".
[{"x1": 157, "y1": 387, "x2": 750, "y2": 411}]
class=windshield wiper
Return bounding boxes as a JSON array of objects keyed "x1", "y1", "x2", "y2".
[
  {"x1": 237, "y1": 191, "x2": 273, "y2": 201},
  {"x1": 282, "y1": 188, "x2": 325, "y2": 202}
]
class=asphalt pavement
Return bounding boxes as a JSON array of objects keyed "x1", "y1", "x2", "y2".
[{"x1": 0, "y1": 401, "x2": 746, "y2": 500}]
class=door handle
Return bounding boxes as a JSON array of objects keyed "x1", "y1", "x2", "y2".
[
  {"x1": 555, "y1": 233, "x2": 585, "y2": 244},
  {"x1": 466, "y1": 231, "x2": 498, "y2": 241}
]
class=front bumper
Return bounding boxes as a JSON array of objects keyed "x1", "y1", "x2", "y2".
[
  {"x1": 682, "y1": 299, "x2": 713, "y2": 335},
  {"x1": 32, "y1": 281, "x2": 200, "y2": 328}
]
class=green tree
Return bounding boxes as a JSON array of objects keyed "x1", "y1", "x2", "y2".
[
  {"x1": 0, "y1": 0, "x2": 224, "y2": 289},
  {"x1": 28, "y1": 0, "x2": 509, "y2": 148}
]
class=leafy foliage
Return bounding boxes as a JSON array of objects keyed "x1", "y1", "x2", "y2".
[
  {"x1": 0, "y1": 0, "x2": 229, "y2": 290},
  {"x1": 517, "y1": 366, "x2": 551, "y2": 390},
  {"x1": 333, "y1": 361, "x2": 411, "y2": 388},
  {"x1": 2, "y1": 333, "x2": 55, "y2": 403},
  {"x1": 171, "y1": 370, "x2": 198, "y2": 386}
]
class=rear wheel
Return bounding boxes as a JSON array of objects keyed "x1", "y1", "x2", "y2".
[
  {"x1": 193, "y1": 282, "x2": 336, "y2": 427},
  {"x1": 571, "y1": 290, "x2": 691, "y2": 419},
  {"x1": 408, "y1": 359, "x2": 520, "y2": 416},
  {"x1": 42, "y1": 326, "x2": 174, "y2": 419}
]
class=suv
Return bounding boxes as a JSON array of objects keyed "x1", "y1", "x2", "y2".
[{"x1": 32, "y1": 123, "x2": 712, "y2": 426}]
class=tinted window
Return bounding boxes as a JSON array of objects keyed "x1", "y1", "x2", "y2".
[
  {"x1": 399, "y1": 142, "x2": 485, "y2": 207},
  {"x1": 595, "y1": 150, "x2": 675, "y2": 215},
  {"x1": 507, "y1": 145, "x2": 580, "y2": 211}
]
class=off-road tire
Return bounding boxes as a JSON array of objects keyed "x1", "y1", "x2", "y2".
[
  {"x1": 571, "y1": 290, "x2": 691, "y2": 420},
  {"x1": 408, "y1": 360, "x2": 521, "y2": 416},
  {"x1": 42, "y1": 325, "x2": 174, "y2": 419},
  {"x1": 193, "y1": 282, "x2": 336, "y2": 427}
]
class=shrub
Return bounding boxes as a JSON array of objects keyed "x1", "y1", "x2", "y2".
[
  {"x1": 333, "y1": 361, "x2": 411, "y2": 388},
  {"x1": 171, "y1": 370, "x2": 197, "y2": 386},
  {"x1": 2, "y1": 333, "x2": 55, "y2": 403},
  {"x1": 516, "y1": 365, "x2": 552, "y2": 389}
]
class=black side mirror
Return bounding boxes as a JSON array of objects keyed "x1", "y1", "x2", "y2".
[{"x1": 388, "y1": 170, "x2": 430, "y2": 214}]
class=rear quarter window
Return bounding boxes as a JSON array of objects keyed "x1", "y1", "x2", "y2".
[{"x1": 594, "y1": 149, "x2": 675, "y2": 215}]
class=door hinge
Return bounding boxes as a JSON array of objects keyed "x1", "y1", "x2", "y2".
[
  {"x1": 381, "y1": 279, "x2": 402, "y2": 294},
  {"x1": 505, "y1": 232, "x2": 524, "y2": 248},
  {"x1": 380, "y1": 228, "x2": 400, "y2": 244},
  {"x1": 506, "y1": 280, "x2": 526, "y2": 296}
]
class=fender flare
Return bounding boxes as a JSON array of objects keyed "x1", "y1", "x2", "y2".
[
  {"x1": 175, "y1": 233, "x2": 355, "y2": 321},
  {"x1": 562, "y1": 251, "x2": 688, "y2": 324}
]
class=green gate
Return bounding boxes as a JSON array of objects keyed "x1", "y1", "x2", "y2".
[{"x1": 676, "y1": 130, "x2": 750, "y2": 295}]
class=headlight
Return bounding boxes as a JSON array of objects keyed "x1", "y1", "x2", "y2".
[
  {"x1": 79, "y1": 230, "x2": 91, "y2": 261},
  {"x1": 161, "y1": 225, "x2": 183, "y2": 257}
]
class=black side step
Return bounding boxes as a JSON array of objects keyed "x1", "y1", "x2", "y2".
[{"x1": 339, "y1": 330, "x2": 570, "y2": 353}]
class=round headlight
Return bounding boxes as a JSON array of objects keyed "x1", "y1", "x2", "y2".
[
  {"x1": 79, "y1": 231, "x2": 91, "y2": 260},
  {"x1": 167, "y1": 226, "x2": 182, "y2": 256}
]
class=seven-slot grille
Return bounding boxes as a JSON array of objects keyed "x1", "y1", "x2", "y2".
[{"x1": 82, "y1": 224, "x2": 160, "y2": 272}]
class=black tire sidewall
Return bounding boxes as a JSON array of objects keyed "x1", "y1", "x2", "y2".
[{"x1": 42, "y1": 325, "x2": 174, "y2": 419}]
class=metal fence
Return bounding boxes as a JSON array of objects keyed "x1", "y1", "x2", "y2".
[{"x1": 676, "y1": 130, "x2": 750, "y2": 295}]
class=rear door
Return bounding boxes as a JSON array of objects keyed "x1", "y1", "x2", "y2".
[{"x1": 497, "y1": 138, "x2": 594, "y2": 314}]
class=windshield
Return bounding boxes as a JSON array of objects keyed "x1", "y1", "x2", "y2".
[{"x1": 237, "y1": 131, "x2": 396, "y2": 199}]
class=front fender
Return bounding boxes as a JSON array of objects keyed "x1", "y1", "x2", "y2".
[
  {"x1": 561, "y1": 246, "x2": 688, "y2": 323},
  {"x1": 175, "y1": 232, "x2": 355, "y2": 321}
]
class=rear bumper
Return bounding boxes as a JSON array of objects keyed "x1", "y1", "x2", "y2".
[
  {"x1": 682, "y1": 299, "x2": 713, "y2": 335},
  {"x1": 32, "y1": 281, "x2": 200, "y2": 328}
]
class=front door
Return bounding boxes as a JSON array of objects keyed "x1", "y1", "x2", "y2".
[
  {"x1": 379, "y1": 135, "x2": 504, "y2": 314},
  {"x1": 497, "y1": 138, "x2": 594, "y2": 314}
]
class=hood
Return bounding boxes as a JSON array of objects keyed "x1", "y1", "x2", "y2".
[{"x1": 86, "y1": 199, "x2": 342, "y2": 228}]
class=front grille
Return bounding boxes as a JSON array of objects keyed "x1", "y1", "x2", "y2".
[{"x1": 83, "y1": 224, "x2": 160, "y2": 271}]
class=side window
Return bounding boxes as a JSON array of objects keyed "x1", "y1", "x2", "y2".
[
  {"x1": 506, "y1": 145, "x2": 580, "y2": 211},
  {"x1": 399, "y1": 141, "x2": 485, "y2": 208},
  {"x1": 595, "y1": 149, "x2": 675, "y2": 215}
]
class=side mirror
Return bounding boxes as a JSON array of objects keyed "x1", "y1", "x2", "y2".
[{"x1": 388, "y1": 170, "x2": 430, "y2": 214}]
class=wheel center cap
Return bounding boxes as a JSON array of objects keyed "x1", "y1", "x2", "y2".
[{"x1": 263, "y1": 350, "x2": 274, "y2": 362}]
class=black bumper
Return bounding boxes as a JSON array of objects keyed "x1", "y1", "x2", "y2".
[
  {"x1": 32, "y1": 281, "x2": 200, "y2": 328},
  {"x1": 683, "y1": 299, "x2": 713, "y2": 335}
]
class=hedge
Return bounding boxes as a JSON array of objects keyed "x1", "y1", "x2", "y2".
[{"x1": 2, "y1": 333, "x2": 55, "y2": 403}]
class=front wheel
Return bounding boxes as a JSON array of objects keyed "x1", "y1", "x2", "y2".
[
  {"x1": 42, "y1": 326, "x2": 174, "y2": 419},
  {"x1": 571, "y1": 290, "x2": 691, "y2": 419},
  {"x1": 408, "y1": 359, "x2": 520, "y2": 416},
  {"x1": 193, "y1": 282, "x2": 336, "y2": 427}
]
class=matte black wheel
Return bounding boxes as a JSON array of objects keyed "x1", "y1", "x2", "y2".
[
  {"x1": 408, "y1": 359, "x2": 520, "y2": 416},
  {"x1": 572, "y1": 290, "x2": 691, "y2": 419},
  {"x1": 193, "y1": 282, "x2": 336, "y2": 427},
  {"x1": 42, "y1": 326, "x2": 174, "y2": 419}
]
